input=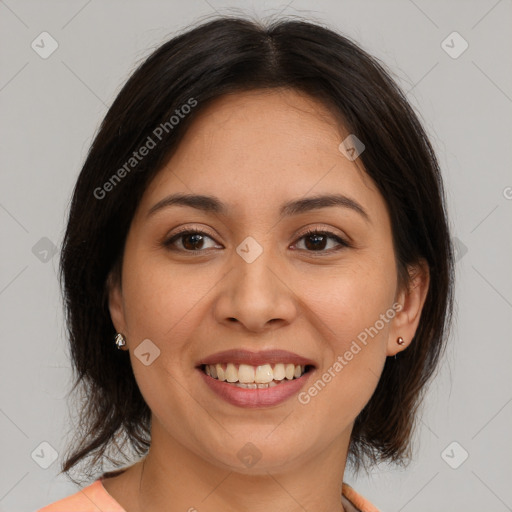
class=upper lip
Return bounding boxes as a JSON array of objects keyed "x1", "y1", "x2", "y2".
[{"x1": 197, "y1": 349, "x2": 317, "y2": 368}]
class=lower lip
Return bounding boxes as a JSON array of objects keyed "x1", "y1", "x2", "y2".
[{"x1": 198, "y1": 368, "x2": 314, "y2": 408}]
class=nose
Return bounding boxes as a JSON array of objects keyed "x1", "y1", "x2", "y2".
[{"x1": 213, "y1": 245, "x2": 298, "y2": 333}]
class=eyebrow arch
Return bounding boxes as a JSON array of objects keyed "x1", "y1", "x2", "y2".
[
  {"x1": 280, "y1": 194, "x2": 370, "y2": 223},
  {"x1": 147, "y1": 192, "x2": 370, "y2": 223}
]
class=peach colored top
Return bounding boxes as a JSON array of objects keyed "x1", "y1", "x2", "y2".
[{"x1": 37, "y1": 479, "x2": 380, "y2": 512}]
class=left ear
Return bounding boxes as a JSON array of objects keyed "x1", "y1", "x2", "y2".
[{"x1": 387, "y1": 259, "x2": 430, "y2": 356}]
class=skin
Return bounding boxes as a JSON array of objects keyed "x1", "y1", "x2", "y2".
[{"x1": 105, "y1": 88, "x2": 429, "y2": 512}]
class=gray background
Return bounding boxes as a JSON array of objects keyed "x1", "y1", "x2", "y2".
[{"x1": 1, "y1": 0, "x2": 511, "y2": 511}]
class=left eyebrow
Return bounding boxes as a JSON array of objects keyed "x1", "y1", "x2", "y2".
[
  {"x1": 147, "y1": 192, "x2": 370, "y2": 223},
  {"x1": 279, "y1": 193, "x2": 370, "y2": 223}
]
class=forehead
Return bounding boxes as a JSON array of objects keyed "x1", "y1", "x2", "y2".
[
  {"x1": 139, "y1": 88, "x2": 385, "y2": 222},
  {"x1": 173, "y1": 88, "x2": 348, "y2": 171}
]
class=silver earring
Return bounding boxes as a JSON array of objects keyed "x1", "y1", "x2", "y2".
[{"x1": 115, "y1": 333, "x2": 126, "y2": 350}]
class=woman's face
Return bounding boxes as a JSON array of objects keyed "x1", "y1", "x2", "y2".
[{"x1": 109, "y1": 88, "x2": 426, "y2": 473}]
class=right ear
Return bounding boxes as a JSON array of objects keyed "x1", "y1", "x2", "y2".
[{"x1": 107, "y1": 271, "x2": 127, "y2": 335}]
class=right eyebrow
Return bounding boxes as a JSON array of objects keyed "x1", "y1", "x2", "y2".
[{"x1": 147, "y1": 193, "x2": 226, "y2": 218}]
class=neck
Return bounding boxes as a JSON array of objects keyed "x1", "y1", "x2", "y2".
[{"x1": 129, "y1": 419, "x2": 352, "y2": 512}]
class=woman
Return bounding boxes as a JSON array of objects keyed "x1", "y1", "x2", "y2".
[{"x1": 38, "y1": 14, "x2": 454, "y2": 512}]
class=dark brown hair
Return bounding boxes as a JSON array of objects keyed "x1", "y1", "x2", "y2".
[{"x1": 59, "y1": 14, "x2": 454, "y2": 482}]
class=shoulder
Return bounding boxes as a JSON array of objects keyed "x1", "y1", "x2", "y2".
[
  {"x1": 342, "y1": 482, "x2": 381, "y2": 512},
  {"x1": 36, "y1": 479, "x2": 126, "y2": 512}
]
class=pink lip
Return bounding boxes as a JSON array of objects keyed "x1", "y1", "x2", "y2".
[
  {"x1": 197, "y1": 349, "x2": 317, "y2": 367},
  {"x1": 198, "y1": 367, "x2": 315, "y2": 408}
]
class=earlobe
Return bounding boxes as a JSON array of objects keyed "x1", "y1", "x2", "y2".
[
  {"x1": 107, "y1": 272, "x2": 127, "y2": 335},
  {"x1": 387, "y1": 260, "x2": 430, "y2": 356}
]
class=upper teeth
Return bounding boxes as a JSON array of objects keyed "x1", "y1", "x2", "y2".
[{"x1": 204, "y1": 363, "x2": 306, "y2": 383}]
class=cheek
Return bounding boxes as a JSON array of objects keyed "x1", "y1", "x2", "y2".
[
  {"x1": 296, "y1": 255, "x2": 396, "y2": 410},
  {"x1": 303, "y1": 253, "x2": 396, "y2": 342},
  {"x1": 120, "y1": 257, "x2": 211, "y2": 424},
  {"x1": 122, "y1": 252, "x2": 214, "y2": 344},
  {"x1": 297, "y1": 301, "x2": 392, "y2": 433}
]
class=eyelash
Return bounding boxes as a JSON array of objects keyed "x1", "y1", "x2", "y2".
[{"x1": 163, "y1": 227, "x2": 350, "y2": 255}]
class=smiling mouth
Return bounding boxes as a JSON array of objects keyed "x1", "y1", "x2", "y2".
[{"x1": 200, "y1": 363, "x2": 314, "y2": 389}]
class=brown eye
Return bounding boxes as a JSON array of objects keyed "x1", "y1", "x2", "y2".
[
  {"x1": 163, "y1": 227, "x2": 349, "y2": 255},
  {"x1": 164, "y1": 229, "x2": 220, "y2": 252},
  {"x1": 295, "y1": 229, "x2": 349, "y2": 252}
]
